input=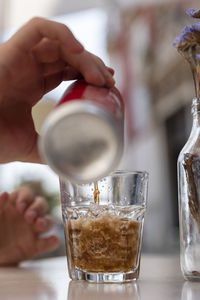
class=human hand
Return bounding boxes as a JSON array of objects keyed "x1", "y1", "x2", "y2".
[
  {"x1": 0, "y1": 17, "x2": 115, "y2": 164},
  {"x1": 0, "y1": 185, "x2": 59, "y2": 266}
]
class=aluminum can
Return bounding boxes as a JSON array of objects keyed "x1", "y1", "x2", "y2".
[{"x1": 39, "y1": 79, "x2": 124, "y2": 183}]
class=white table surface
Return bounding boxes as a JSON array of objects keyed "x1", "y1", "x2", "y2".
[{"x1": 0, "y1": 254, "x2": 199, "y2": 300}]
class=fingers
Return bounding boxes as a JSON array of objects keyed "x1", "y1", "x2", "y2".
[
  {"x1": 43, "y1": 65, "x2": 83, "y2": 93},
  {"x1": 24, "y1": 196, "x2": 49, "y2": 224},
  {"x1": 15, "y1": 17, "x2": 115, "y2": 87},
  {"x1": 39, "y1": 45, "x2": 115, "y2": 88},
  {"x1": 102, "y1": 67, "x2": 116, "y2": 87},
  {"x1": 62, "y1": 50, "x2": 115, "y2": 87},
  {"x1": 42, "y1": 60, "x2": 66, "y2": 76},
  {"x1": 33, "y1": 38, "x2": 60, "y2": 63},
  {"x1": 34, "y1": 215, "x2": 54, "y2": 233},
  {"x1": 8, "y1": 16, "x2": 115, "y2": 92},
  {"x1": 93, "y1": 55, "x2": 115, "y2": 87},
  {"x1": 107, "y1": 67, "x2": 115, "y2": 76},
  {"x1": 43, "y1": 71, "x2": 64, "y2": 93},
  {"x1": 11, "y1": 17, "x2": 83, "y2": 54},
  {"x1": 12, "y1": 186, "x2": 50, "y2": 225},
  {"x1": 8, "y1": 185, "x2": 56, "y2": 233},
  {"x1": 34, "y1": 235, "x2": 59, "y2": 257},
  {"x1": 11, "y1": 186, "x2": 35, "y2": 213},
  {"x1": 40, "y1": 48, "x2": 115, "y2": 87},
  {"x1": 25, "y1": 235, "x2": 59, "y2": 260},
  {"x1": 62, "y1": 65, "x2": 83, "y2": 81},
  {"x1": 64, "y1": 52, "x2": 105, "y2": 86},
  {"x1": 12, "y1": 186, "x2": 55, "y2": 233}
]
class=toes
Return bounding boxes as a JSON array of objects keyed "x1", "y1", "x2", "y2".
[
  {"x1": 0, "y1": 192, "x2": 9, "y2": 212},
  {"x1": 14, "y1": 186, "x2": 35, "y2": 214},
  {"x1": 34, "y1": 215, "x2": 54, "y2": 233},
  {"x1": 24, "y1": 196, "x2": 49, "y2": 224}
]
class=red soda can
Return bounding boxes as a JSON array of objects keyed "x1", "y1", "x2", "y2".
[{"x1": 39, "y1": 80, "x2": 124, "y2": 183}]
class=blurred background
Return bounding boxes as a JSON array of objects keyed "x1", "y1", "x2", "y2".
[{"x1": 0, "y1": 0, "x2": 199, "y2": 257}]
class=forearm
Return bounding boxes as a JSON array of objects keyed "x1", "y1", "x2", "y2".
[{"x1": 0, "y1": 55, "x2": 11, "y2": 104}]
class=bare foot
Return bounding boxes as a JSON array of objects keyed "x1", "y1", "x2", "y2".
[{"x1": 0, "y1": 186, "x2": 59, "y2": 266}]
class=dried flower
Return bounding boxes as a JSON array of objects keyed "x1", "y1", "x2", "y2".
[
  {"x1": 187, "y1": 8, "x2": 200, "y2": 19},
  {"x1": 173, "y1": 23, "x2": 200, "y2": 49},
  {"x1": 173, "y1": 8, "x2": 200, "y2": 98},
  {"x1": 197, "y1": 54, "x2": 200, "y2": 96}
]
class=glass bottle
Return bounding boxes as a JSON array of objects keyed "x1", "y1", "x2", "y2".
[{"x1": 178, "y1": 97, "x2": 200, "y2": 281}]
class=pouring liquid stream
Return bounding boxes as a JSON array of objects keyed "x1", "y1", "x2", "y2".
[{"x1": 94, "y1": 182, "x2": 100, "y2": 204}]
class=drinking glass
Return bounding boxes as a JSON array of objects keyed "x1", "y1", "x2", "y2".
[{"x1": 60, "y1": 170, "x2": 148, "y2": 283}]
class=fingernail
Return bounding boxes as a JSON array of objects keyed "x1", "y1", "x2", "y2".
[
  {"x1": 107, "y1": 67, "x2": 115, "y2": 76},
  {"x1": 109, "y1": 76, "x2": 115, "y2": 86},
  {"x1": 105, "y1": 70, "x2": 115, "y2": 87}
]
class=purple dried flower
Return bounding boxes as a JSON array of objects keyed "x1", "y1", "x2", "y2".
[
  {"x1": 182, "y1": 25, "x2": 196, "y2": 35},
  {"x1": 174, "y1": 9, "x2": 200, "y2": 98},
  {"x1": 173, "y1": 30, "x2": 190, "y2": 47},
  {"x1": 172, "y1": 36, "x2": 184, "y2": 47},
  {"x1": 187, "y1": 8, "x2": 200, "y2": 19},
  {"x1": 173, "y1": 22, "x2": 200, "y2": 48},
  {"x1": 193, "y1": 22, "x2": 200, "y2": 32}
]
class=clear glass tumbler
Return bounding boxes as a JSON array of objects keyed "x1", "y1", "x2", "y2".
[{"x1": 60, "y1": 170, "x2": 148, "y2": 283}]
